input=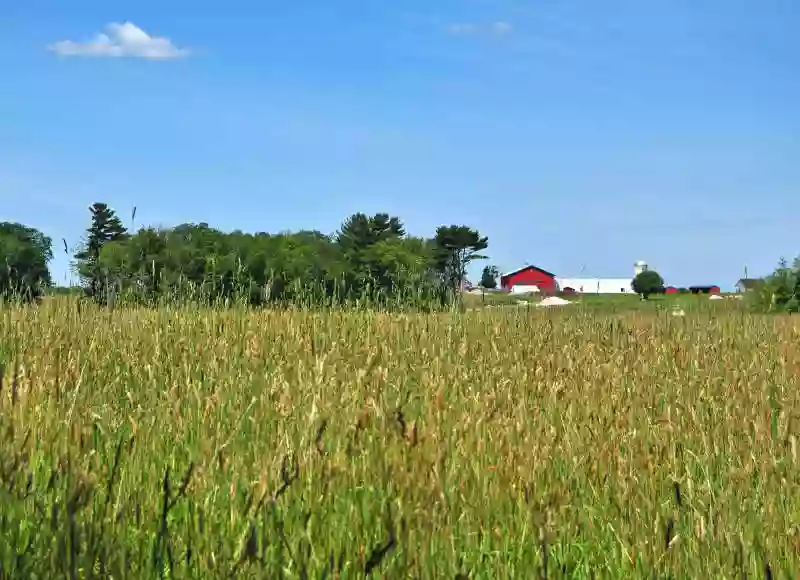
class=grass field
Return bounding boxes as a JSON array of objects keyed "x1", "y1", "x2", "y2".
[{"x1": 1, "y1": 298, "x2": 799, "y2": 578}]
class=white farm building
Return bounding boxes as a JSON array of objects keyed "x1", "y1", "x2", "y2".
[
  {"x1": 554, "y1": 277, "x2": 635, "y2": 294},
  {"x1": 553, "y1": 261, "x2": 648, "y2": 295}
]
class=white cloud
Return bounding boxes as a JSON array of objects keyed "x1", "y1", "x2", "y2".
[
  {"x1": 447, "y1": 21, "x2": 513, "y2": 37},
  {"x1": 48, "y1": 22, "x2": 190, "y2": 60},
  {"x1": 490, "y1": 21, "x2": 513, "y2": 36}
]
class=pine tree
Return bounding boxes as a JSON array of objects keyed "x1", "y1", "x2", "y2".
[
  {"x1": 433, "y1": 225, "x2": 488, "y2": 292},
  {"x1": 74, "y1": 202, "x2": 128, "y2": 300}
]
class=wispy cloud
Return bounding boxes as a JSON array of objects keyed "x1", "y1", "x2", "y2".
[
  {"x1": 448, "y1": 23, "x2": 479, "y2": 36},
  {"x1": 490, "y1": 21, "x2": 513, "y2": 36},
  {"x1": 447, "y1": 21, "x2": 513, "y2": 37},
  {"x1": 48, "y1": 22, "x2": 190, "y2": 60}
]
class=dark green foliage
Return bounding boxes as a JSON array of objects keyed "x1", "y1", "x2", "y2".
[
  {"x1": 0, "y1": 222, "x2": 53, "y2": 301},
  {"x1": 336, "y1": 212, "x2": 405, "y2": 255},
  {"x1": 632, "y1": 270, "x2": 665, "y2": 299},
  {"x1": 88, "y1": 214, "x2": 480, "y2": 310},
  {"x1": 73, "y1": 202, "x2": 129, "y2": 301},
  {"x1": 480, "y1": 265, "x2": 499, "y2": 289},
  {"x1": 4, "y1": 207, "x2": 488, "y2": 310}
]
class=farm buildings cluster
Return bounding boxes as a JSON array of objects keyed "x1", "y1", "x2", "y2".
[{"x1": 496, "y1": 261, "x2": 723, "y2": 296}]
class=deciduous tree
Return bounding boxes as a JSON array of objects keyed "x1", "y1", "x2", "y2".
[
  {"x1": 480, "y1": 265, "x2": 499, "y2": 289},
  {"x1": 0, "y1": 222, "x2": 53, "y2": 301},
  {"x1": 632, "y1": 270, "x2": 664, "y2": 299}
]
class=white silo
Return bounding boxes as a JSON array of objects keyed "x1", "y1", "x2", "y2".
[{"x1": 634, "y1": 260, "x2": 648, "y2": 277}]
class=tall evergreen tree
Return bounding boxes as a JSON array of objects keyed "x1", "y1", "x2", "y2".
[
  {"x1": 336, "y1": 213, "x2": 407, "y2": 294},
  {"x1": 433, "y1": 225, "x2": 488, "y2": 291},
  {"x1": 74, "y1": 202, "x2": 128, "y2": 300},
  {"x1": 336, "y1": 212, "x2": 405, "y2": 255}
]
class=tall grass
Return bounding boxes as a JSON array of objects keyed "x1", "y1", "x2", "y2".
[
  {"x1": 1, "y1": 299, "x2": 799, "y2": 577},
  {"x1": 87, "y1": 267, "x2": 458, "y2": 313}
]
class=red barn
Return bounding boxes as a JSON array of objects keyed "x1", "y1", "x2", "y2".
[
  {"x1": 500, "y1": 265, "x2": 557, "y2": 293},
  {"x1": 665, "y1": 286, "x2": 678, "y2": 295}
]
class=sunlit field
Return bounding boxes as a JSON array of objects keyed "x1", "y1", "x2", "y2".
[{"x1": 1, "y1": 299, "x2": 799, "y2": 578}]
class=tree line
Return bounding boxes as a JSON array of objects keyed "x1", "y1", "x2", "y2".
[
  {"x1": 3, "y1": 202, "x2": 798, "y2": 312},
  {"x1": 1, "y1": 203, "x2": 490, "y2": 309}
]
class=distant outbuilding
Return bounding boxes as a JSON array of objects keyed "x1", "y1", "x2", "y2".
[{"x1": 689, "y1": 285, "x2": 721, "y2": 294}]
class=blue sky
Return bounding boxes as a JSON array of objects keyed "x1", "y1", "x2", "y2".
[{"x1": 1, "y1": 0, "x2": 798, "y2": 288}]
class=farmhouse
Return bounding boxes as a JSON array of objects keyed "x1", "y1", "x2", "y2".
[
  {"x1": 499, "y1": 265, "x2": 557, "y2": 294},
  {"x1": 735, "y1": 278, "x2": 762, "y2": 293}
]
